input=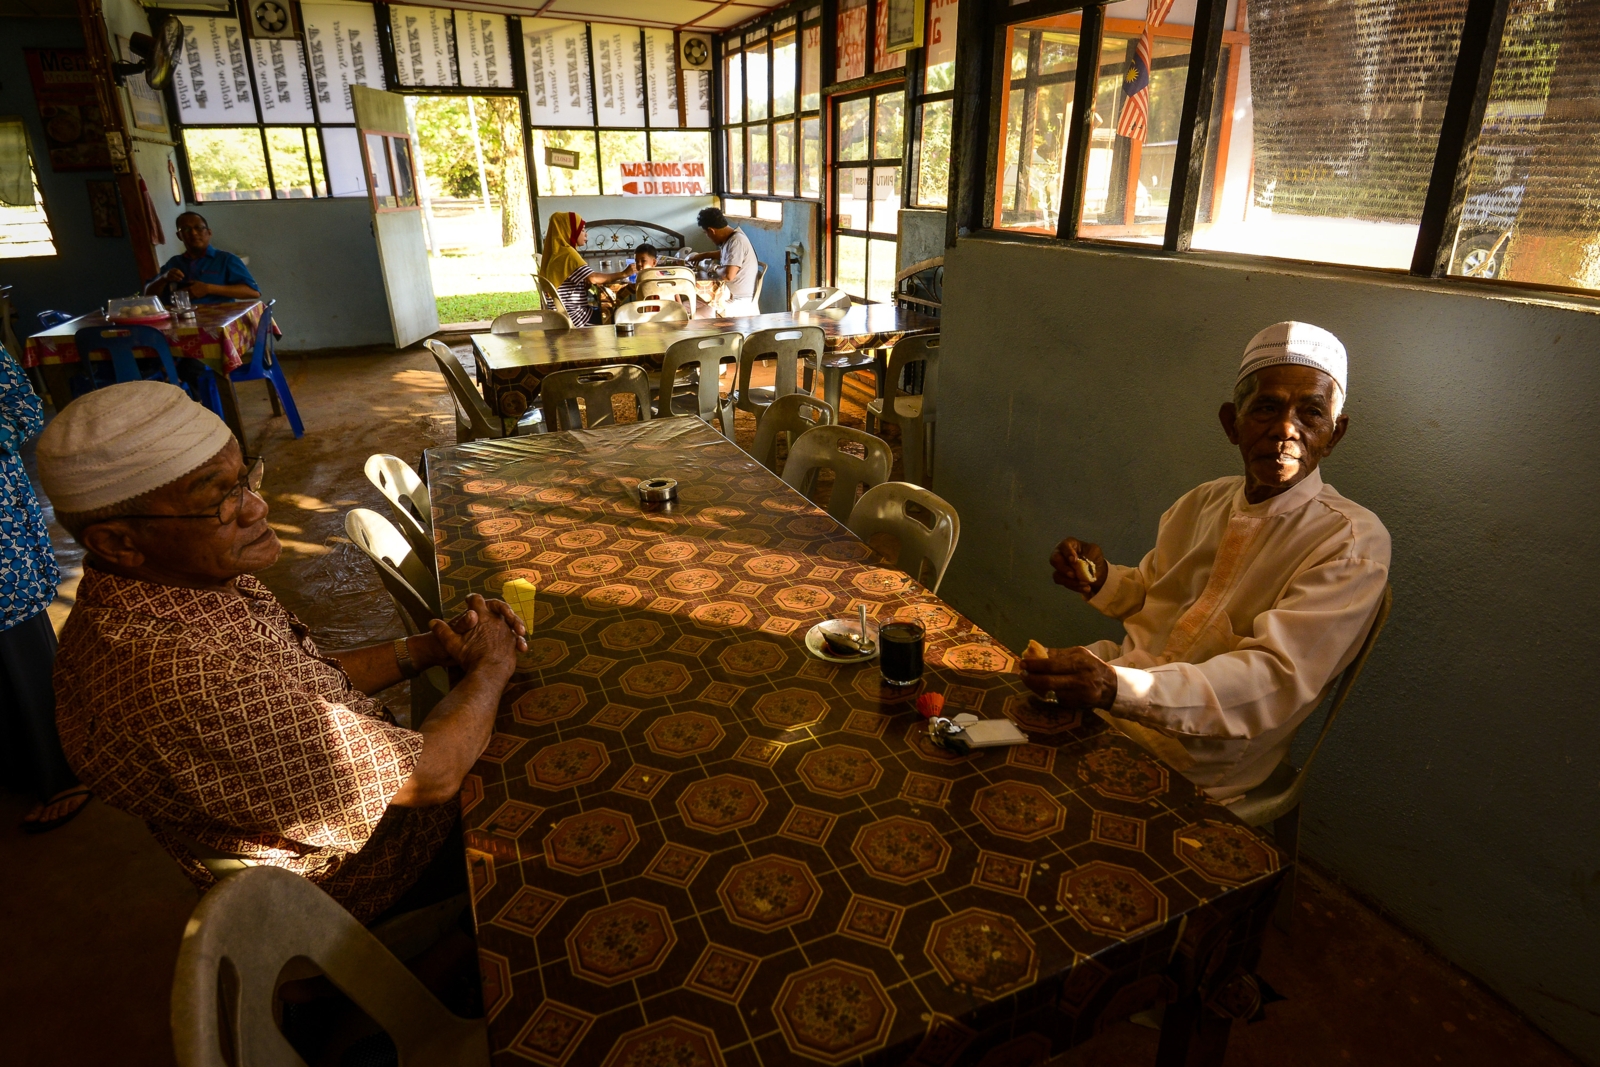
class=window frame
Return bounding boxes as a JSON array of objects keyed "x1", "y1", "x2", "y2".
[
  {"x1": 719, "y1": 6, "x2": 824, "y2": 208},
  {"x1": 910, "y1": 0, "x2": 957, "y2": 208}
]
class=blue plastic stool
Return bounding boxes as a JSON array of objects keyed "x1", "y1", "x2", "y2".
[
  {"x1": 73, "y1": 325, "x2": 183, "y2": 393},
  {"x1": 226, "y1": 300, "x2": 302, "y2": 438}
]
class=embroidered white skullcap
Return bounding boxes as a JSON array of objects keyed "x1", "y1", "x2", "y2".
[
  {"x1": 38, "y1": 381, "x2": 234, "y2": 514},
  {"x1": 1238, "y1": 321, "x2": 1347, "y2": 395}
]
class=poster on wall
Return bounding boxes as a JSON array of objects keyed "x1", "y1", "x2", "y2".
[
  {"x1": 301, "y1": 2, "x2": 385, "y2": 124},
  {"x1": 393, "y1": 5, "x2": 457, "y2": 87},
  {"x1": 23, "y1": 49, "x2": 112, "y2": 171},
  {"x1": 643, "y1": 28, "x2": 679, "y2": 128},
  {"x1": 457, "y1": 11, "x2": 512, "y2": 88},
  {"x1": 524, "y1": 19, "x2": 592, "y2": 125},
  {"x1": 926, "y1": 0, "x2": 957, "y2": 68},
  {"x1": 591, "y1": 24, "x2": 645, "y2": 127},
  {"x1": 885, "y1": 0, "x2": 924, "y2": 52},
  {"x1": 616, "y1": 160, "x2": 707, "y2": 196},
  {"x1": 252, "y1": 38, "x2": 316, "y2": 123},
  {"x1": 86, "y1": 178, "x2": 123, "y2": 237},
  {"x1": 874, "y1": 0, "x2": 906, "y2": 71},
  {"x1": 171, "y1": 18, "x2": 256, "y2": 124},
  {"x1": 836, "y1": 0, "x2": 866, "y2": 81},
  {"x1": 118, "y1": 36, "x2": 168, "y2": 132}
]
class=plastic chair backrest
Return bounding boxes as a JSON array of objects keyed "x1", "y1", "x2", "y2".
[
  {"x1": 638, "y1": 277, "x2": 696, "y2": 309},
  {"x1": 540, "y1": 364, "x2": 653, "y2": 431},
  {"x1": 345, "y1": 508, "x2": 441, "y2": 632},
  {"x1": 535, "y1": 275, "x2": 563, "y2": 311},
  {"x1": 659, "y1": 333, "x2": 741, "y2": 422},
  {"x1": 427, "y1": 339, "x2": 502, "y2": 442},
  {"x1": 37, "y1": 310, "x2": 74, "y2": 329},
  {"x1": 847, "y1": 481, "x2": 960, "y2": 593},
  {"x1": 364, "y1": 454, "x2": 433, "y2": 564},
  {"x1": 74, "y1": 324, "x2": 180, "y2": 386},
  {"x1": 750, "y1": 392, "x2": 835, "y2": 473},
  {"x1": 636, "y1": 266, "x2": 696, "y2": 283},
  {"x1": 235, "y1": 299, "x2": 275, "y2": 377},
  {"x1": 882, "y1": 333, "x2": 940, "y2": 419},
  {"x1": 170, "y1": 865, "x2": 487, "y2": 1067},
  {"x1": 491, "y1": 308, "x2": 571, "y2": 333},
  {"x1": 781, "y1": 424, "x2": 892, "y2": 522},
  {"x1": 791, "y1": 286, "x2": 850, "y2": 314},
  {"x1": 736, "y1": 326, "x2": 821, "y2": 415},
  {"x1": 614, "y1": 299, "x2": 690, "y2": 324}
]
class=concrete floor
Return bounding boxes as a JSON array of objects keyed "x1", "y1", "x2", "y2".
[{"x1": 0, "y1": 345, "x2": 1581, "y2": 1067}]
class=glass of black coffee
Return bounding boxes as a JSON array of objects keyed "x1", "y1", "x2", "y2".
[{"x1": 879, "y1": 622, "x2": 925, "y2": 686}]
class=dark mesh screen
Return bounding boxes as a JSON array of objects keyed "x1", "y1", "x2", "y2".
[{"x1": 1247, "y1": 0, "x2": 1468, "y2": 222}]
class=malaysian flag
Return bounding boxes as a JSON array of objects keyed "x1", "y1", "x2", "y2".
[{"x1": 1115, "y1": 0, "x2": 1176, "y2": 142}]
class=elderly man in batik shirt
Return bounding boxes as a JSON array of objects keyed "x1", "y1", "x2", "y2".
[
  {"x1": 39, "y1": 382, "x2": 526, "y2": 921},
  {"x1": 1022, "y1": 322, "x2": 1391, "y2": 800}
]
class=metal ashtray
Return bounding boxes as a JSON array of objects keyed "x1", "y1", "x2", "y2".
[
  {"x1": 616, "y1": 322, "x2": 637, "y2": 336},
  {"x1": 637, "y1": 477, "x2": 678, "y2": 508}
]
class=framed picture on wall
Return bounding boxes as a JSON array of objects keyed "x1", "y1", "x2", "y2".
[
  {"x1": 86, "y1": 179, "x2": 124, "y2": 237},
  {"x1": 885, "y1": 0, "x2": 924, "y2": 53}
]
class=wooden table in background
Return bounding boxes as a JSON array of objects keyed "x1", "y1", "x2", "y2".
[
  {"x1": 471, "y1": 304, "x2": 940, "y2": 419},
  {"x1": 427, "y1": 419, "x2": 1284, "y2": 1067},
  {"x1": 21, "y1": 301, "x2": 269, "y2": 440}
]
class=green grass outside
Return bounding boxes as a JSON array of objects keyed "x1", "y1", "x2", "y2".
[{"x1": 435, "y1": 290, "x2": 541, "y2": 325}]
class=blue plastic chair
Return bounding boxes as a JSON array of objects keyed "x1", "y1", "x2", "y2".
[
  {"x1": 73, "y1": 325, "x2": 182, "y2": 392},
  {"x1": 227, "y1": 300, "x2": 302, "y2": 438}
]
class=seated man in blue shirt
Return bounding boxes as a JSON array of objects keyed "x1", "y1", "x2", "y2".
[{"x1": 143, "y1": 212, "x2": 261, "y2": 305}]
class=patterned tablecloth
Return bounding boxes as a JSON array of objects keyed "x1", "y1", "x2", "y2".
[
  {"x1": 472, "y1": 304, "x2": 940, "y2": 419},
  {"x1": 426, "y1": 419, "x2": 1284, "y2": 1067},
  {"x1": 21, "y1": 300, "x2": 268, "y2": 375}
]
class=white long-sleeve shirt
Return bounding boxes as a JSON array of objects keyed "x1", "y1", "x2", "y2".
[{"x1": 1085, "y1": 468, "x2": 1390, "y2": 799}]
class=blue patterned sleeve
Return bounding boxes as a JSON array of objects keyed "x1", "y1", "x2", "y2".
[{"x1": 0, "y1": 344, "x2": 44, "y2": 456}]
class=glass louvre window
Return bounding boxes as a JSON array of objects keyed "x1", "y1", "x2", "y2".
[
  {"x1": 185, "y1": 128, "x2": 271, "y2": 201},
  {"x1": 727, "y1": 129, "x2": 745, "y2": 192},
  {"x1": 993, "y1": 20, "x2": 1080, "y2": 233},
  {"x1": 746, "y1": 35, "x2": 769, "y2": 121},
  {"x1": 773, "y1": 120, "x2": 797, "y2": 196},
  {"x1": 801, "y1": 116, "x2": 822, "y2": 197},
  {"x1": 532, "y1": 128, "x2": 600, "y2": 194},
  {"x1": 832, "y1": 86, "x2": 903, "y2": 303},
  {"x1": 722, "y1": 12, "x2": 822, "y2": 205},
  {"x1": 1077, "y1": 32, "x2": 1190, "y2": 240},
  {"x1": 915, "y1": 100, "x2": 952, "y2": 207},
  {"x1": 0, "y1": 150, "x2": 56, "y2": 259},
  {"x1": 773, "y1": 32, "x2": 797, "y2": 116},
  {"x1": 725, "y1": 49, "x2": 743, "y2": 126},
  {"x1": 914, "y1": 0, "x2": 957, "y2": 207},
  {"x1": 321, "y1": 127, "x2": 367, "y2": 196},
  {"x1": 748, "y1": 125, "x2": 770, "y2": 194},
  {"x1": 265, "y1": 127, "x2": 322, "y2": 197},
  {"x1": 1444, "y1": 0, "x2": 1600, "y2": 289},
  {"x1": 1191, "y1": 0, "x2": 1469, "y2": 268},
  {"x1": 599, "y1": 129, "x2": 648, "y2": 194}
]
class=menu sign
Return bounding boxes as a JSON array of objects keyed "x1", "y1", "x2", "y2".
[
  {"x1": 524, "y1": 19, "x2": 592, "y2": 124},
  {"x1": 393, "y1": 5, "x2": 457, "y2": 87},
  {"x1": 302, "y1": 2, "x2": 385, "y2": 124},
  {"x1": 23, "y1": 48, "x2": 111, "y2": 171},
  {"x1": 172, "y1": 17, "x2": 255, "y2": 124},
  {"x1": 458, "y1": 11, "x2": 513, "y2": 88},
  {"x1": 617, "y1": 160, "x2": 708, "y2": 196}
]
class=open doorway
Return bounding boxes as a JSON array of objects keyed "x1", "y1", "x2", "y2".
[{"x1": 408, "y1": 95, "x2": 535, "y2": 326}]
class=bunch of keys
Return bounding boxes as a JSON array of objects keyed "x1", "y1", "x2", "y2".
[{"x1": 917, "y1": 693, "x2": 1028, "y2": 755}]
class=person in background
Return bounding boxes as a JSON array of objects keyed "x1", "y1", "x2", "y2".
[
  {"x1": 538, "y1": 213, "x2": 631, "y2": 327},
  {"x1": 688, "y1": 207, "x2": 761, "y2": 316},
  {"x1": 601, "y1": 243, "x2": 662, "y2": 307},
  {"x1": 143, "y1": 212, "x2": 261, "y2": 306},
  {"x1": 0, "y1": 342, "x2": 87, "y2": 833},
  {"x1": 39, "y1": 382, "x2": 527, "y2": 921},
  {"x1": 1022, "y1": 322, "x2": 1390, "y2": 801}
]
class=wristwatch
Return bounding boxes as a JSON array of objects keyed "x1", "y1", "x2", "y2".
[{"x1": 393, "y1": 636, "x2": 419, "y2": 679}]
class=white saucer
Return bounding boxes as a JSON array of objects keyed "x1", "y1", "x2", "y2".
[{"x1": 804, "y1": 619, "x2": 881, "y2": 663}]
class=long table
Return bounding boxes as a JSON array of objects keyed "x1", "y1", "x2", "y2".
[
  {"x1": 472, "y1": 304, "x2": 940, "y2": 420},
  {"x1": 427, "y1": 419, "x2": 1283, "y2": 1067}
]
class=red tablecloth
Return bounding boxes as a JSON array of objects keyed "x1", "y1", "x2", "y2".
[{"x1": 21, "y1": 300, "x2": 269, "y2": 375}]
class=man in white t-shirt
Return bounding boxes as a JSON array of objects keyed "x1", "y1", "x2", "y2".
[{"x1": 690, "y1": 207, "x2": 762, "y2": 316}]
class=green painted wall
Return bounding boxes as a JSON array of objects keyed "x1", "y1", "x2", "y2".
[{"x1": 934, "y1": 236, "x2": 1600, "y2": 1063}]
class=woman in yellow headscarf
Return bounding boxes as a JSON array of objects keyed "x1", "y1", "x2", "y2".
[{"x1": 539, "y1": 212, "x2": 631, "y2": 327}]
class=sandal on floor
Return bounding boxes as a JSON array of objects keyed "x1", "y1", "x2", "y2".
[{"x1": 20, "y1": 787, "x2": 92, "y2": 834}]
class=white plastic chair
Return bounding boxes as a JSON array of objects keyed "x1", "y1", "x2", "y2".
[
  {"x1": 791, "y1": 286, "x2": 850, "y2": 314},
  {"x1": 866, "y1": 333, "x2": 940, "y2": 486},
  {"x1": 732, "y1": 326, "x2": 822, "y2": 423},
  {"x1": 658, "y1": 333, "x2": 740, "y2": 432},
  {"x1": 539, "y1": 364, "x2": 653, "y2": 430},
  {"x1": 427, "y1": 340, "x2": 544, "y2": 443},
  {"x1": 781, "y1": 425, "x2": 892, "y2": 523},
  {"x1": 637, "y1": 277, "x2": 697, "y2": 316},
  {"x1": 750, "y1": 392, "x2": 835, "y2": 474},
  {"x1": 846, "y1": 482, "x2": 960, "y2": 593},
  {"x1": 636, "y1": 266, "x2": 696, "y2": 283},
  {"x1": 364, "y1": 454, "x2": 432, "y2": 567},
  {"x1": 170, "y1": 865, "x2": 488, "y2": 1067},
  {"x1": 1230, "y1": 585, "x2": 1392, "y2": 930},
  {"x1": 614, "y1": 299, "x2": 690, "y2": 324},
  {"x1": 345, "y1": 508, "x2": 447, "y2": 725},
  {"x1": 490, "y1": 308, "x2": 570, "y2": 333}
]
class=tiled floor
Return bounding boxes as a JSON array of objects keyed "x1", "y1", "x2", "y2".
[{"x1": 0, "y1": 345, "x2": 1580, "y2": 1066}]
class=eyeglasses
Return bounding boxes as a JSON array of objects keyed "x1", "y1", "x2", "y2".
[{"x1": 113, "y1": 457, "x2": 265, "y2": 525}]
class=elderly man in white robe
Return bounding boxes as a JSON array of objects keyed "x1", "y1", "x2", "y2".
[{"x1": 1022, "y1": 321, "x2": 1391, "y2": 800}]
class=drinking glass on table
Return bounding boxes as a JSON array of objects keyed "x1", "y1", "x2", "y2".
[{"x1": 170, "y1": 286, "x2": 193, "y2": 315}]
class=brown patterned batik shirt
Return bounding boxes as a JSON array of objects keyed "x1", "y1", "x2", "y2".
[{"x1": 54, "y1": 568, "x2": 454, "y2": 922}]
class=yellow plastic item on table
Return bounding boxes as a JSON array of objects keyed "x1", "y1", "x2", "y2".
[{"x1": 501, "y1": 578, "x2": 538, "y2": 631}]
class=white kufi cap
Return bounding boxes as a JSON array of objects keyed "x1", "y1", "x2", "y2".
[
  {"x1": 1238, "y1": 321, "x2": 1347, "y2": 395},
  {"x1": 38, "y1": 381, "x2": 234, "y2": 514}
]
